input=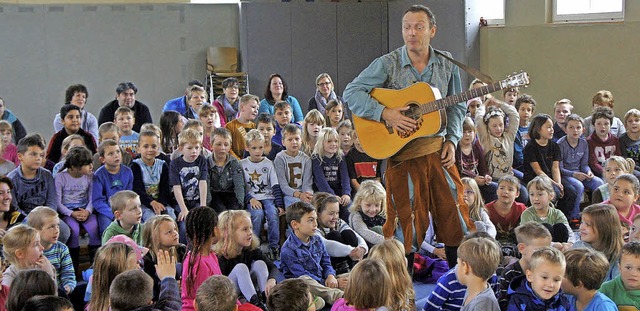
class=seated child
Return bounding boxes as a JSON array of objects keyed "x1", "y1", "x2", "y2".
[
  {"x1": 169, "y1": 128, "x2": 208, "y2": 222},
  {"x1": 198, "y1": 103, "x2": 221, "y2": 152},
  {"x1": 170, "y1": 119, "x2": 211, "y2": 160},
  {"x1": 5, "y1": 269, "x2": 57, "y2": 311},
  {"x1": 159, "y1": 110, "x2": 184, "y2": 155},
  {"x1": 324, "y1": 99, "x2": 345, "y2": 129},
  {"x1": 603, "y1": 174, "x2": 640, "y2": 226},
  {"x1": 194, "y1": 275, "x2": 238, "y2": 311},
  {"x1": 620, "y1": 108, "x2": 640, "y2": 178},
  {"x1": 520, "y1": 176, "x2": 573, "y2": 243},
  {"x1": 274, "y1": 124, "x2": 313, "y2": 206},
  {"x1": 208, "y1": 128, "x2": 245, "y2": 212},
  {"x1": 0, "y1": 138, "x2": 16, "y2": 176},
  {"x1": 140, "y1": 123, "x2": 172, "y2": 164},
  {"x1": 114, "y1": 106, "x2": 139, "y2": 158},
  {"x1": 225, "y1": 94, "x2": 259, "y2": 158},
  {"x1": 251, "y1": 113, "x2": 283, "y2": 161},
  {"x1": 271, "y1": 101, "x2": 301, "y2": 148},
  {"x1": 109, "y1": 250, "x2": 180, "y2": 311},
  {"x1": 562, "y1": 248, "x2": 617, "y2": 311},
  {"x1": 331, "y1": 258, "x2": 391, "y2": 311},
  {"x1": 345, "y1": 131, "x2": 382, "y2": 196},
  {"x1": 588, "y1": 106, "x2": 622, "y2": 178},
  {"x1": 267, "y1": 278, "x2": 322, "y2": 311},
  {"x1": 513, "y1": 94, "x2": 536, "y2": 174},
  {"x1": 506, "y1": 247, "x2": 571, "y2": 310},
  {"x1": 584, "y1": 90, "x2": 626, "y2": 138},
  {"x1": 280, "y1": 201, "x2": 344, "y2": 305},
  {"x1": 21, "y1": 296, "x2": 74, "y2": 311},
  {"x1": 558, "y1": 114, "x2": 604, "y2": 215},
  {"x1": 51, "y1": 134, "x2": 85, "y2": 177},
  {"x1": 337, "y1": 120, "x2": 353, "y2": 155},
  {"x1": 369, "y1": 239, "x2": 415, "y2": 311},
  {"x1": 599, "y1": 241, "x2": 640, "y2": 309},
  {"x1": 593, "y1": 156, "x2": 635, "y2": 203},
  {"x1": 101, "y1": 190, "x2": 143, "y2": 245},
  {"x1": 503, "y1": 87, "x2": 518, "y2": 106},
  {"x1": 240, "y1": 129, "x2": 284, "y2": 258},
  {"x1": 0, "y1": 120, "x2": 19, "y2": 165},
  {"x1": 348, "y1": 180, "x2": 387, "y2": 248},
  {"x1": 456, "y1": 117, "x2": 498, "y2": 203},
  {"x1": 92, "y1": 139, "x2": 134, "y2": 234},
  {"x1": 313, "y1": 192, "x2": 367, "y2": 275},
  {"x1": 497, "y1": 222, "x2": 552, "y2": 310},
  {"x1": 311, "y1": 128, "x2": 352, "y2": 220},
  {"x1": 27, "y1": 207, "x2": 76, "y2": 295},
  {"x1": 1, "y1": 225, "x2": 56, "y2": 287},
  {"x1": 91, "y1": 122, "x2": 133, "y2": 172},
  {"x1": 301, "y1": 109, "x2": 325, "y2": 156},
  {"x1": 485, "y1": 176, "x2": 527, "y2": 252},
  {"x1": 46, "y1": 104, "x2": 97, "y2": 163},
  {"x1": 456, "y1": 237, "x2": 501, "y2": 311},
  {"x1": 631, "y1": 214, "x2": 640, "y2": 243}
]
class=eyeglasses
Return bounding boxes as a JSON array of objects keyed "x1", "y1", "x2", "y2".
[{"x1": 317, "y1": 82, "x2": 332, "y2": 87}]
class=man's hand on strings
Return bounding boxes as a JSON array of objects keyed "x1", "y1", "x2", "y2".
[{"x1": 381, "y1": 107, "x2": 417, "y2": 134}]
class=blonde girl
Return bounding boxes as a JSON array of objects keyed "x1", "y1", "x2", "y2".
[
  {"x1": 573, "y1": 203, "x2": 624, "y2": 281},
  {"x1": 368, "y1": 239, "x2": 415, "y2": 311},
  {"x1": 461, "y1": 177, "x2": 496, "y2": 238},
  {"x1": 348, "y1": 180, "x2": 387, "y2": 246},
  {"x1": 88, "y1": 242, "x2": 140, "y2": 311},
  {"x1": 604, "y1": 174, "x2": 640, "y2": 226},
  {"x1": 214, "y1": 210, "x2": 281, "y2": 309},
  {"x1": 325, "y1": 99, "x2": 345, "y2": 128},
  {"x1": 302, "y1": 109, "x2": 324, "y2": 156},
  {"x1": 331, "y1": 258, "x2": 391, "y2": 311},
  {"x1": 311, "y1": 128, "x2": 351, "y2": 219},
  {"x1": 142, "y1": 215, "x2": 185, "y2": 302},
  {"x1": 1, "y1": 225, "x2": 54, "y2": 287},
  {"x1": 520, "y1": 176, "x2": 573, "y2": 243},
  {"x1": 593, "y1": 156, "x2": 635, "y2": 203},
  {"x1": 51, "y1": 133, "x2": 85, "y2": 176}
]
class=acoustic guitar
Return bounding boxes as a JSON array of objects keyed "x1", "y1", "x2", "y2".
[{"x1": 352, "y1": 72, "x2": 530, "y2": 159}]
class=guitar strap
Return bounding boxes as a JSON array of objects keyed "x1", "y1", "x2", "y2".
[{"x1": 434, "y1": 50, "x2": 494, "y2": 84}]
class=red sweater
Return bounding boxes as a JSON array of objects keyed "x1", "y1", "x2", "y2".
[{"x1": 587, "y1": 132, "x2": 621, "y2": 177}]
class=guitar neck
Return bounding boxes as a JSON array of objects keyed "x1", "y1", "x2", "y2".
[{"x1": 419, "y1": 81, "x2": 503, "y2": 115}]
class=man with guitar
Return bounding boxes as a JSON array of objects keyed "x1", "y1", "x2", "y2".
[{"x1": 343, "y1": 4, "x2": 475, "y2": 268}]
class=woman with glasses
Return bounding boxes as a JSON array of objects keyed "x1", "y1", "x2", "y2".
[
  {"x1": 308, "y1": 73, "x2": 351, "y2": 120},
  {"x1": 259, "y1": 74, "x2": 304, "y2": 123}
]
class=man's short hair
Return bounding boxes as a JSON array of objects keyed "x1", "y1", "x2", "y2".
[
  {"x1": 529, "y1": 247, "x2": 566, "y2": 271},
  {"x1": 65, "y1": 84, "x2": 88, "y2": 103},
  {"x1": 273, "y1": 100, "x2": 291, "y2": 112},
  {"x1": 17, "y1": 133, "x2": 45, "y2": 154},
  {"x1": 116, "y1": 82, "x2": 137, "y2": 95},
  {"x1": 26, "y1": 206, "x2": 58, "y2": 230},
  {"x1": 564, "y1": 248, "x2": 609, "y2": 290},
  {"x1": 188, "y1": 79, "x2": 204, "y2": 87},
  {"x1": 109, "y1": 269, "x2": 153, "y2": 311},
  {"x1": 115, "y1": 106, "x2": 134, "y2": 118},
  {"x1": 282, "y1": 124, "x2": 301, "y2": 139},
  {"x1": 267, "y1": 278, "x2": 311, "y2": 311},
  {"x1": 404, "y1": 4, "x2": 436, "y2": 28},
  {"x1": 109, "y1": 190, "x2": 139, "y2": 215},
  {"x1": 286, "y1": 201, "x2": 315, "y2": 226},
  {"x1": 591, "y1": 106, "x2": 614, "y2": 125},
  {"x1": 239, "y1": 94, "x2": 259, "y2": 107},
  {"x1": 515, "y1": 222, "x2": 552, "y2": 245},
  {"x1": 457, "y1": 237, "x2": 501, "y2": 280},
  {"x1": 60, "y1": 104, "x2": 81, "y2": 121},
  {"x1": 195, "y1": 275, "x2": 237, "y2": 311},
  {"x1": 565, "y1": 114, "x2": 584, "y2": 127},
  {"x1": 178, "y1": 128, "x2": 203, "y2": 147},
  {"x1": 515, "y1": 94, "x2": 536, "y2": 111},
  {"x1": 98, "y1": 139, "x2": 119, "y2": 157}
]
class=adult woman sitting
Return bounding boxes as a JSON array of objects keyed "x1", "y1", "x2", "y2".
[
  {"x1": 0, "y1": 97, "x2": 27, "y2": 143},
  {"x1": 258, "y1": 74, "x2": 304, "y2": 122},
  {"x1": 0, "y1": 177, "x2": 25, "y2": 240},
  {"x1": 308, "y1": 73, "x2": 351, "y2": 120},
  {"x1": 212, "y1": 77, "x2": 240, "y2": 126},
  {"x1": 53, "y1": 84, "x2": 99, "y2": 145}
]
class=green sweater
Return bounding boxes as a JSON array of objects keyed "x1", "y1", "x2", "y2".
[
  {"x1": 101, "y1": 220, "x2": 143, "y2": 245},
  {"x1": 599, "y1": 275, "x2": 640, "y2": 309},
  {"x1": 520, "y1": 205, "x2": 569, "y2": 226}
]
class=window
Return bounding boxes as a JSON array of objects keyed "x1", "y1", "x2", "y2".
[
  {"x1": 191, "y1": 0, "x2": 239, "y2": 3},
  {"x1": 554, "y1": 0, "x2": 624, "y2": 22},
  {"x1": 478, "y1": 0, "x2": 505, "y2": 25}
]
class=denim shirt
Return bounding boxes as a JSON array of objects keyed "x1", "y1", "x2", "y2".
[{"x1": 280, "y1": 232, "x2": 336, "y2": 283}]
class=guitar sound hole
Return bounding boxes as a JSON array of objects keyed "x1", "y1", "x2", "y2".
[{"x1": 397, "y1": 104, "x2": 423, "y2": 138}]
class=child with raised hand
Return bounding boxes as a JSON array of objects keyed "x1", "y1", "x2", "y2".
[
  {"x1": 302, "y1": 109, "x2": 325, "y2": 156},
  {"x1": 274, "y1": 124, "x2": 314, "y2": 206},
  {"x1": 92, "y1": 139, "x2": 134, "y2": 234},
  {"x1": 562, "y1": 248, "x2": 617, "y2": 311},
  {"x1": 312, "y1": 128, "x2": 352, "y2": 220},
  {"x1": 141, "y1": 215, "x2": 186, "y2": 303},
  {"x1": 524, "y1": 113, "x2": 579, "y2": 223},
  {"x1": 348, "y1": 180, "x2": 386, "y2": 247},
  {"x1": 461, "y1": 177, "x2": 497, "y2": 237},
  {"x1": 588, "y1": 106, "x2": 622, "y2": 178},
  {"x1": 1, "y1": 225, "x2": 55, "y2": 287},
  {"x1": 324, "y1": 99, "x2": 345, "y2": 129},
  {"x1": 215, "y1": 210, "x2": 282, "y2": 310},
  {"x1": 593, "y1": 156, "x2": 635, "y2": 203},
  {"x1": 181, "y1": 206, "x2": 220, "y2": 311},
  {"x1": 314, "y1": 192, "x2": 367, "y2": 275},
  {"x1": 456, "y1": 237, "x2": 501, "y2": 311},
  {"x1": 169, "y1": 128, "x2": 208, "y2": 221},
  {"x1": 208, "y1": 127, "x2": 245, "y2": 212},
  {"x1": 497, "y1": 222, "x2": 552, "y2": 310},
  {"x1": 336, "y1": 120, "x2": 353, "y2": 155},
  {"x1": 198, "y1": 103, "x2": 221, "y2": 152},
  {"x1": 558, "y1": 114, "x2": 604, "y2": 220},
  {"x1": 51, "y1": 134, "x2": 85, "y2": 177},
  {"x1": 91, "y1": 122, "x2": 132, "y2": 172},
  {"x1": 603, "y1": 174, "x2": 640, "y2": 227},
  {"x1": 88, "y1": 241, "x2": 143, "y2": 311},
  {"x1": 520, "y1": 176, "x2": 573, "y2": 243},
  {"x1": 599, "y1": 241, "x2": 640, "y2": 309},
  {"x1": 159, "y1": 110, "x2": 184, "y2": 154},
  {"x1": 252, "y1": 113, "x2": 283, "y2": 160},
  {"x1": 54, "y1": 146, "x2": 100, "y2": 270},
  {"x1": 456, "y1": 117, "x2": 498, "y2": 203},
  {"x1": 240, "y1": 129, "x2": 284, "y2": 259},
  {"x1": 620, "y1": 108, "x2": 640, "y2": 178},
  {"x1": 331, "y1": 258, "x2": 391, "y2": 311},
  {"x1": 368, "y1": 239, "x2": 415, "y2": 311},
  {"x1": 506, "y1": 247, "x2": 571, "y2": 310},
  {"x1": 573, "y1": 204, "x2": 624, "y2": 281},
  {"x1": 27, "y1": 207, "x2": 75, "y2": 295}
]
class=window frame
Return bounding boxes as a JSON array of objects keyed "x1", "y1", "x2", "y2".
[{"x1": 553, "y1": 0, "x2": 624, "y2": 23}]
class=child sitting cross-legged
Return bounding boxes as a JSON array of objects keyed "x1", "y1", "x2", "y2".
[
  {"x1": 101, "y1": 190, "x2": 143, "y2": 245},
  {"x1": 455, "y1": 236, "x2": 501, "y2": 311},
  {"x1": 599, "y1": 241, "x2": 640, "y2": 309},
  {"x1": 520, "y1": 176, "x2": 574, "y2": 244},
  {"x1": 562, "y1": 248, "x2": 617, "y2": 311},
  {"x1": 485, "y1": 175, "x2": 527, "y2": 253}
]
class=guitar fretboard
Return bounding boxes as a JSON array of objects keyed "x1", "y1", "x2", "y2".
[{"x1": 419, "y1": 82, "x2": 502, "y2": 115}]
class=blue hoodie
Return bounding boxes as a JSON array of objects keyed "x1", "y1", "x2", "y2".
[{"x1": 506, "y1": 275, "x2": 574, "y2": 311}]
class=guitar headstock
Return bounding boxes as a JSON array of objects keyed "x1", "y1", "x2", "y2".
[{"x1": 500, "y1": 72, "x2": 530, "y2": 89}]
